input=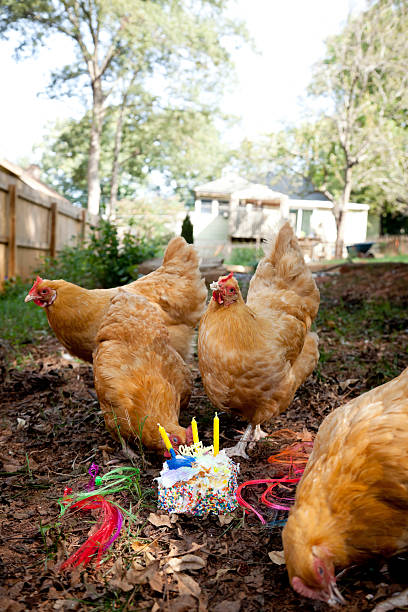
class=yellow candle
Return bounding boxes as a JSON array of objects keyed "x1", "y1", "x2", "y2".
[
  {"x1": 191, "y1": 417, "x2": 199, "y2": 445},
  {"x1": 157, "y1": 423, "x2": 173, "y2": 452},
  {"x1": 213, "y1": 412, "x2": 219, "y2": 456}
]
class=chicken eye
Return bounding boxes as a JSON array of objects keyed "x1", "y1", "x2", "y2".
[
  {"x1": 317, "y1": 566, "x2": 324, "y2": 576},
  {"x1": 228, "y1": 288, "x2": 234, "y2": 293},
  {"x1": 41, "y1": 289, "x2": 47, "y2": 294}
]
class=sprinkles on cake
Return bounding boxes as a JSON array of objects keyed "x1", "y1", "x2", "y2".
[{"x1": 156, "y1": 415, "x2": 239, "y2": 516}]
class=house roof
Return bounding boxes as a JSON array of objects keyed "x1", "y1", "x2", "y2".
[
  {"x1": 0, "y1": 158, "x2": 70, "y2": 203},
  {"x1": 194, "y1": 173, "x2": 253, "y2": 197},
  {"x1": 233, "y1": 183, "x2": 284, "y2": 203},
  {"x1": 195, "y1": 173, "x2": 285, "y2": 203}
]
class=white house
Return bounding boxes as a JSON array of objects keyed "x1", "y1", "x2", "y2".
[{"x1": 191, "y1": 173, "x2": 369, "y2": 260}]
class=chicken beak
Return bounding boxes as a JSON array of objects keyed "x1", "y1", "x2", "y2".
[
  {"x1": 24, "y1": 293, "x2": 35, "y2": 302},
  {"x1": 209, "y1": 281, "x2": 220, "y2": 291},
  {"x1": 327, "y1": 582, "x2": 346, "y2": 606}
]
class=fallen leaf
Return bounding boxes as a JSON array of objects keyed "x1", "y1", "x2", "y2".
[
  {"x1": 0, "y1": 597, "x2": 25, "y2": 612},
  {"x1": 212, "y1": 601, "x2": 241, "y2": 612},
  {"x1": 168, "y1": 541, "x2": 204, "y2": 558},
  {"x1": 176, "y1": 573, "x2": 201, "y2": 598},
  {"x1": 268, "y1": 550, "x2": 286, "y2": 565},
  {"x1": 126, "y1": 560, "x2": 160, "y2": 586},
  {"x1": 211, "y1": 568, "x2": 232, "y2": 582},
  {"x1": 148, "y1": 571, "x2": 165, "y2": 593},
  {"x1": 166, "y1": 554, "x2": 206, "y2": 573},
  {"x1": 131, "y1": 560, "x2": 145, "y2": 571},
  {"x1": 339, "y1": 378, "x2": 358, "y2": 391},
  {"x1": 218, "y1": 515, "x2": 234, "y2": 526},
  {"x1": 300, "y1": 428, "x2": 314, "y2": 442},
  {"x1": 166, "y1": 595, "x2": 196, "y2": 612},
  {"x1": 148, "y1": 513, "x2": 173, "y2": 528}
]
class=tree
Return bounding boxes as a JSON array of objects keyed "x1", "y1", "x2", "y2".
[
  {"x1": 37, "y1": 102, "x2": 229, "y2": 210},
  {"x1": 1, "y1": 0, "x2": 245, "y2": 214},
  {"x1": 181, "y1": 213, "x2": 194, "y2": 244},
  {"x1": 234, "y1": 0, "x2": 408, "y2": 256}
]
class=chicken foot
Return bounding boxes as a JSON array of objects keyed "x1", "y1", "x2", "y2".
[
  {"x1": 372, "y1": 588, "x2": 408, "y2": 612},
  {"x1": 225, "y1": 424, "x2": 267, "y2": 458}
]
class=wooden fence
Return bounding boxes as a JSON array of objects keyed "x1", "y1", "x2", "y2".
[
  {"x1": 0, "y1": 168, "x2": 99, "y2": 284},
  {"x1": 376, "y1": 234, "x2": 408, "y2": 255}
]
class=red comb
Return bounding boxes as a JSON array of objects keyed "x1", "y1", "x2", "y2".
[
  {"x1": 29, "y1": 276, "x2": 44, "y2": 294},
  {"x1": 219, "y1": 272, "x2": 233, "y2": 284}
]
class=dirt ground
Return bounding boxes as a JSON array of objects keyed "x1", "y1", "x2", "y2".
[{"x1": 1, "y1": 263, "x2": 408, "y2": 612}]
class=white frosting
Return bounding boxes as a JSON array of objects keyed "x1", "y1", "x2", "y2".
[{"x1": 157, "y1": 449, "x2": 232, "y2": 489}]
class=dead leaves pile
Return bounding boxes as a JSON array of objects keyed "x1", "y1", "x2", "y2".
[{"x1": 107, "y1": 513, "x2": 209, "y2": 611}]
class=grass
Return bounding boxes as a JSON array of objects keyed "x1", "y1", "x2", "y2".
[
  {"x1": 316, "y1": 253, "x2": 408, "y2": 266},
  {"x1": 317, "y1": 298, "x2": 407, "y2": 340},
  {"x1": 0, "y1": 281, "x2": 49, "y2": 349}
]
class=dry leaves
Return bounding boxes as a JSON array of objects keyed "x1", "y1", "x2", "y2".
[
  {"x1": 166, "y1": 554, "x2": 206, "y2": 573},
  {"x1": 218, "y1": 514, "x2": 234, "y2": 526},
  {"x1": 176, "y1": 573, "x2": 201, "y2": 597},
  {"x1": 147, "y1": 513, "x2": 177, "y2": 528},
  {"x1": 268, "y1": 550, "x2": 286, "y2": 565}
]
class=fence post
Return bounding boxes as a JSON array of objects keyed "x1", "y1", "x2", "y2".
[
  {"x1": 81, "y1": 209, "x2": 86, "y2": 243},
  {"x1": 8, "y1": 184, "x2": 16, "y2": 278},
  {"x1": 50, "y1": 202, "x2": 58, "y2": 258}
]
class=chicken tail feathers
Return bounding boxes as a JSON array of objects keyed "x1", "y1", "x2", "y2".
[
  {"x1": 132, "y1": 236, "x2": 207, "y2": 330},
  {"x1": 162, "y1": 236, "x2": 199, "y2": 272},
  {"x1": 247, "y1": 222, "x2": 320, "y2": 324}
]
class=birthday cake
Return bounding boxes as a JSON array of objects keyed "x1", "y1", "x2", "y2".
[{"x1": 156, "y1": 448, "x2": 239, "y2": 516}]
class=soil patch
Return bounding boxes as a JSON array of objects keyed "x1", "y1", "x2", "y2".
[{"x1": 1, "y1": 263, "x2": 407, "y2": 611}]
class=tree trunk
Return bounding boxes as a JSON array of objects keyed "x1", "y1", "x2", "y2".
[
  {"x1": 334, "y1": 166, "x2": 353, "y2": 258},
  {"x1": 87, "y1": 78, "x2": 104, "y2": 216},
  {"x1": 107, "y1": 101, "x2": 126, "y2": 219},
  {"x1": 334, "y1": 209, "x2": 347, "y2": 258}
]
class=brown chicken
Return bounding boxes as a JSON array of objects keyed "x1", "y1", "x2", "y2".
[
  {"x1": 283, "y1": 367, "x2": 408, "y2": 610},
  {"x1": 94, "y1": 289, "x2": 193, "y2": 452},
  {"x1": 198, "y1": 222, "x2": 320, "y2": 457},
  {"x1": 24, "y1": 236, "x2": 207, "y2": 362}
]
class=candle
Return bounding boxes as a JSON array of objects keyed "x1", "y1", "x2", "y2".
[
  {"x1": 213, "y1": 412, "x2": 219, "y2": 456},
  {"x1": 191, "y1": 417, "x2": 199, "y2": 445},
  {"x1": 158, "y1": 423, "x2": 173, "y2": 452}
]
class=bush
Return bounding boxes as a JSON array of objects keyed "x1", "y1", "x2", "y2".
[
  {"x1": 226, "y1": 246, "x2": 264, "y2": 268},
  {"x1": 37, "y1": 219, "x2": 161, "y2": 289},
  {"x1": 181, "y1": 213, "x2": 194, "y2": 244}
]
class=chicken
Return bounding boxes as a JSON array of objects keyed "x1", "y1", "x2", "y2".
[
  {"x1": 93, "y1": 289, "x2": 193, "y2": 452},
  {"x1": 24, "y1": 236, "x2": 207, "y2": 362},
  {"x1": 282, "y1": 367, "x2": 408, "y2": 609},
  {"x1": 198, "y1": 222, "x2": 320, "y2": 457}
]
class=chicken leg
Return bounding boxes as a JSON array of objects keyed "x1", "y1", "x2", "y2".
[{"x1": 225, "y1": 424, "x2": 268, "y2": 458}]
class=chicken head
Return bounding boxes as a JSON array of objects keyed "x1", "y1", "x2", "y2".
[
  {"x1": 210, "y1": 272, "x2": 240, "y2": 306},
  {"x1": 24, "y1": 276, "x2": 56, "y2": 308},
  {"x1": 283, "y1": 534, "x2": 346, "y2": 606}
]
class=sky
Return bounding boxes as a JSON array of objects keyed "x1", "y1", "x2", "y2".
[{"x1": 0, "y1": 0, "x2": 367, "y2": 164}]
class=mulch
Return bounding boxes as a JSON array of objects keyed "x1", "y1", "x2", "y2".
[{"x1": 0, "y1": 263, "x2": 407, "y2": 611}]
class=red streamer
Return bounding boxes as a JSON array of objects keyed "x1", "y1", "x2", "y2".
[{"x1": 60, "y1": 494, "x2": 122, "y2": 570}]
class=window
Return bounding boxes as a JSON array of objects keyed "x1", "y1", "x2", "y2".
[{"x1": 301, "y1": 210, "x2": 312, "y2": 236}]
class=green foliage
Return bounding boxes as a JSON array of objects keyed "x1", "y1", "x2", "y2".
[
  {"x1": 37, "y1": 220, "x2": 160, "y2": 289},
  {"x1": 2, "y1": 0, "x2": 247, "y2": 211},
  {"x1": 181, "y1": 214, "x2": 194, "y2": 244},
  {"x1": 0, "y1": 278, "x2": 49, "y2": 347},
  {"x1": 226, "y1": 246, "x2": 264, "y2": 268},
  {"x1": 37, "y1": 102, "x2": 230, "y2": 208}
]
